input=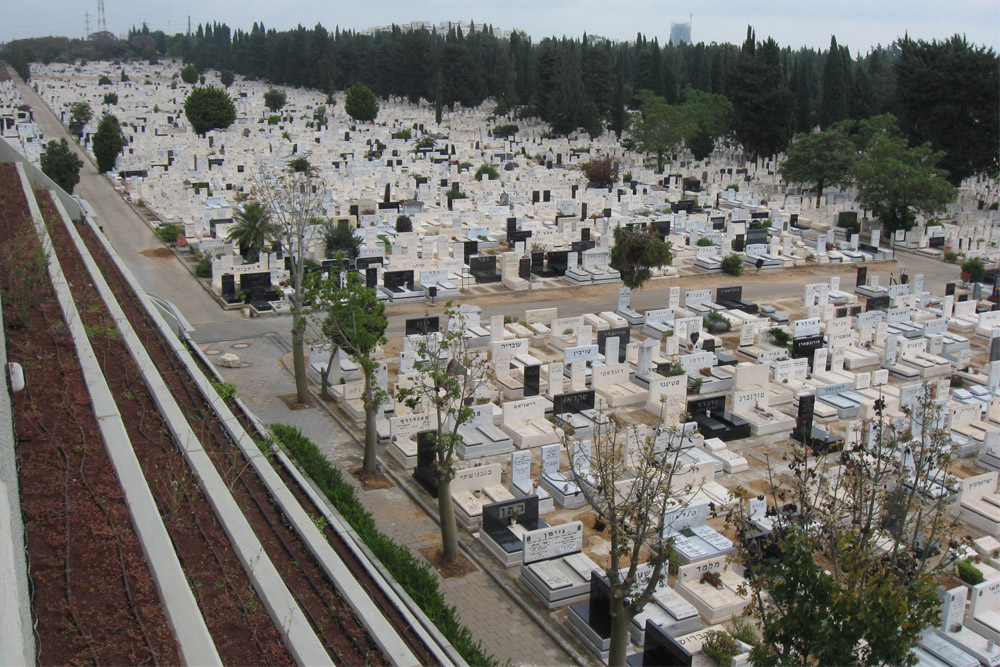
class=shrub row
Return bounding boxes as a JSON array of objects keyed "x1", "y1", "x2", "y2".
[{"x1": 269, "y1": 424, "x2": 497, "y2": 666}]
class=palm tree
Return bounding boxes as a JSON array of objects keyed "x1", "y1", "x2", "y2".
[{"x1": 227, "y1": 201, "x2": 273, "y2": 262}]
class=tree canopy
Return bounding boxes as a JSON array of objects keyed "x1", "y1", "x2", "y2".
[
  {"x1": 68, "y1": 101, "x2": 92, "y2": 138},
  {"x1": 854, "y1": 133, "x2": 956, "y2": 233},
  {"x1": 263, "y1": 87, "x2": 286, "y2": 112},
  {"x1": 226, "y1": 201, "x2": 274, "y2": 262},
  {"x1": 780, "y1": 124, "x2": 857, "y2": 205},
  {"x1": 180, "y1": 63, "x2": 198, "y2": 84},
  {"x1": 92, "y1": 113, "x2": 124, "y2": 173},
  {"x1": 728, "y1": 28, "x2": 794, "y2": 159},
  {"x1": 344, "y1": 82, "x2": 378, "y2": 122},
  {"x1": 219, "y1": 68, "x2": 234, "y2": 87},
  {"x1": 40, "y1": 139, "x2": 84, "y2": 193},
  {"x1": 609, "y1": 226, "x2": 672, "y2": 289},
  {"x1": 895, "y1": 35, "x2": 1000, "y2": 183},
  {"x1": 629, "y1": 90, "x2": 693, "y2": 172},
  {"x1": 184, "y1": 86, "x2": 236, "y2": 134}
]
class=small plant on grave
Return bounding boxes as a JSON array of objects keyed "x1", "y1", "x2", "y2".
[
  {"x1": 691, "y1": 377, "x2": 704, "y2": 394},
  {"x1": 702, "y1": 630, "x2": 741, "y2": 666},
  {"x1": 944, "y1": 250, "x2": 959, "y2": 263},
  {"x1": 415, "y1": 136, "x2": 435, "y2": 150},
  {"x1": 391, "y1": 128, "x2": 411, "y2": 140},
  {"x1": 697, "y1": 237, "x2": 715, "y2": 246},
  {"x1": 729, "y1": 617, "x2": 758, "y2": 646},
  {"x1": 769, "y1": 327, "x2": 791, "y2": 346},
  {"x1": 475, "y1": 163, "x2": 499, "y2": 181},
  {"x1": 807, "y1": 253, "x2": 817, "y2": 261},
  {"x1": 701, "y1": 570, "x2": 723, "y2": 588},
  {"x1": 961, "y1": 258, "x2": 986, "y2": 283},
  {"x1": 157, "y1": 223, "x2": 180, "y2": 244},
  {"x1": 195, "y1": 255, "x2": 212, "y2": 278},
  {"x1": 707, "y1": 310, "x2": 732, "y2": 331},
  {"x1": 957, "y1": 559, "x2": 985, "y2": 585},
  {"x1": 562, "y1": 328, "x2": 574, "y2": 336},
  {"x1": 267, "y1": 114, "x2": 280, "y2": 125},
  {"x1": 210, "y1": 379, "x2": 238, "y2": 400},
  {"x1": 721, "y1": 253, "x2": 744, "y2": 276}
]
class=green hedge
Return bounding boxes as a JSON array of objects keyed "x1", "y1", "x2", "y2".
[{"x1": 269, "y1": 424, "x2": 496, "y2": 666}]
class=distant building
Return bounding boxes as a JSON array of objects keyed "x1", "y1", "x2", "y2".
[{"x1": 669, "y1": 22, "x2": 691, "y2": 46}]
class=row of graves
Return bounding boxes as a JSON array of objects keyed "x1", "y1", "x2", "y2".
[
  {"x1": 304, "y1": 268, "x2": 1000, "y2": 663},
  {"x1": 0, "y1": 81, "x2": 43, "y2": 164},
  {"x1": 24, "y1": 60, "x2": 923, "y2": 311}
]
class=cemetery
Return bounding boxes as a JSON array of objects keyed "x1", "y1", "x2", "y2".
[{"x1": 5, "y1": 56, "x2": 1000, "y2": 666}]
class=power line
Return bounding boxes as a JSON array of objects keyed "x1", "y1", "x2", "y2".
[
  {"x1": 97, "y1": 0, "x2": 106, "y2": 33},
  {"x1": 84, "y1": 11, "x2": 90, "y2": 38}
]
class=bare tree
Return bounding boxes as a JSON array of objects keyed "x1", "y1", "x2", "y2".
[
  {"x1": 729, "y1": 382, "x2": 959, "y2": 666},
  {"x1": 395, "y1": 305, "x2": 494, "y2": 562},
  {"x1": 249, "y1": 160, "x2": 326, "y2": 404},
  {"x1": 562, "y1": 413, "x2": 698, "y2": 666}
]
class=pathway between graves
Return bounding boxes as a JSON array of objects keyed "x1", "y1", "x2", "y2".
[{"x1": 201, "y1": 332, "x2": 585, "y2": 667}]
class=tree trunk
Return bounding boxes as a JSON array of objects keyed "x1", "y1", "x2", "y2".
[
  {"x1": 608, "y1": 595, "x2": 630, "y2": 667},
  {"x1": 291, "y1": 316, "x2": 310, "y2": 404},
  {"x1": 320, "y1": 346, "x2": 337, "y2": 401},
  {"x1": 362, "y1": 370, "x2": 377, "y2": 474},
  {"x1": 815, "y1": 178, "x2": 825, "y2": 208},
  {"x1": 436, "y1": 476, "x2": 459, "y2": 562}
]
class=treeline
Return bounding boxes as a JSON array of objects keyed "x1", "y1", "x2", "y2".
[{"x1": 3, "y1": 22, "x2": 997, "y2": 180}]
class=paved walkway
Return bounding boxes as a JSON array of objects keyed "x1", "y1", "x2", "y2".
[{"x1": 201, "y1": 332, "x2": 584, "y2": 667}]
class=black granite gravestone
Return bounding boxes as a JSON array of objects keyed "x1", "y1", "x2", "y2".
[
  {"x1": 547, "y1": 251, "x2": 569, "y2": 276},
  {"x1": 553, "y1": 390, "x2": 596, "y2": 416},
  {"x1": 221, "y1": 274, "x2": 237, "y2": 302},
  {"x1": 856, "y1": 266, "x2": 868, "y2": 288},
  {"x1": 413, "y1": 431, "x2": 439, "y2": 497},
  {"x1": 792, "y1": 334, "x2": 824, "y2": 368},
  {"x1": 635, "y1": 620, "x2": 692, "y2": 667},
  {"x1": 519, "y1": 258, "x2": 532, "y2": 281},
  {"x1": 793, "y1": 395, "x2": 815, "y2": 446},
  {"x1": 866, "y1": 294, "x2": 890, "y2": 311},
  {"x1": 405, "y1": 316, "x2": 439, "y2": 336},
  {"x1": 991, "y1": 336, "x2": 1000, "y2": 363},
  {"x1": 365, "y1": 267, "x2": 378, "y2": 289},
  {"x1": 746, "y1": 228, "x2": 768, "y2": 247},
  {"x1": 469, "y1": 255, "x2": 501, "y2": 283},
  {"x1": 482, "y1": 496, "x2": 543, "y2": 554},
  {"x1": 523, "y1": 363, "x2": 541, "y2": 396},
  {"x1": 597, "y1": 327, "x2": 631, "y2": 363}
]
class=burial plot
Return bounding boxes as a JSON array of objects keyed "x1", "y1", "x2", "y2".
[
  {"x1": 520, "y1": 521, "x2": 599, "y2": 610},
  {"x1": 686, "y1": 395, "x2": 750, "y2": 442},
  {"x1": 508, "y1": 449, "x2": 554, "y2": 514},
  {"x1": 478, "y1": 495, "x2": 547, "y2": 567}
]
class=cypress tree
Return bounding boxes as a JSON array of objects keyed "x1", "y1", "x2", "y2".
[{"x1": 819, "y1": 36, "x2": 849, "y2": 129}]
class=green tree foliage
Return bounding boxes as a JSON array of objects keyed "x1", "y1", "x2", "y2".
[
  {"x1": 98, "y1": 75, "x2": 113, "y2": 85},
  {"x1": 395, "y1": 215, "x2": 413, "y2": 233},
  {"x1": 92, "y1": 113, "x2": 124, "y2": 173},
  {"x1": 306, "y1": 271, "x2": 387, "y2": 472},
  {"x1": 40, "y1": 139, "x2": 84, "y2": 193},
  {"x1": 819, "y1": 36, "x2": 850, "y2": 129},
  {"x1": 579, "y1": 155, "x2": 621, "y2": 190},
  {"x1": 219, "y1": 68, "x2": 234, "y2": 87},
  {"x1": 474, "y1": 163, "x2": 499, "y2": 181},
  {"x1": 680, "y1": 89, "x2": 733, "y2": 160},
  {"x1": 102, "y1": 92, "x2": 118, "y2": 105},
  {"x1": 728, "y1": 28, "x2": 794, "y2": 158},
  {"x1": 68, "y1": 101, "x2": 92, "y2": 137},
  {"x1": 720, "y1": 253, "x2": 744, "y2": 276},
  {"x1": 731, "y1": 386, "x2": 954, "y2": 666},
  {"x1": 344, "y1": 82, "x2": 378, "y2": 121},
  {"x1": 780, "y1": 124, "x2": 857, "y2": 205},
  {"x1": 325, "y1": 220, "x2": 361, "y2": 259},
  {"x1": 184, "y1": 86, "x2": 236, "y2": 134},
  {"x1": 180, "y1": 64, "x2": 198, "y2": 84},
  {"x1": 226, "y1": 201, "x2": 274, "y2": 262},
  {"x1": 895, "y1": 35, "x2": 1000, "y2": 183},
  {"x1": 609, "y1": 226, "x2": 672, "y2": 289},
  {"x1": 263, "y1": 87, "x2": 286, "y2": 112},
  {"x1": 629, "y1": 90, "x2": 693, "y2": 172},
  {"x1": 854, "y1": 133, "x2": 956, "y2": 233}
]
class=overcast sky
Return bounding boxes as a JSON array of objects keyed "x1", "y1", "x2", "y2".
[{"x1": 4, "y1": 0, "x2": 998, "y2": 54}]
